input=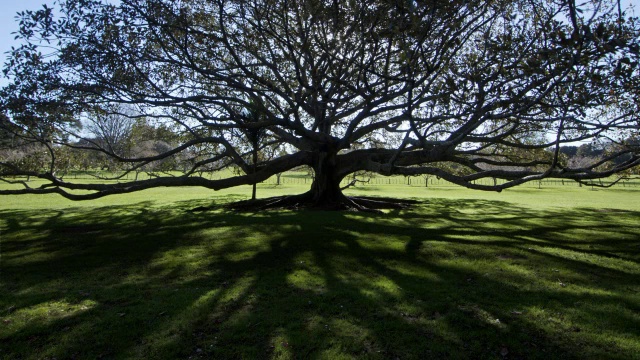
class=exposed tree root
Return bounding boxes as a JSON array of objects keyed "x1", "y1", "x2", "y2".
[
  {"x1": 226, "y1": 193, "x2": 419, "y2": 213},
  {"x1": 349, "y1": 196, "x2": 419, "y2": 209}
]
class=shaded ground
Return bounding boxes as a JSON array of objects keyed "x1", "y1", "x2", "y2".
[{"x1": 1, "y1": 198, "x2": 639, "y2": 359}]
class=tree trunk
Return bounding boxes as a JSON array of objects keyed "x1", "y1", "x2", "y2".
[
  {"x1": 251, "y1": 145, "x2": 258, "y2": 200},
  {"x1": 308, "y1": 151, "x2": 348, "y2": 209},
  {"x1": 227, "y1": 151, "x2": 417, "y2": 212},
  {"x1": 225, "y1": 150, "x2": 419, "y2": 212}
]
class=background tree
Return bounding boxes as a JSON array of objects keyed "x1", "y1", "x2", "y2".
[
  {"x1": 84, "y1": 105, "x2": 137, "y2": 167},
  {"x1": 0, "y1": 112, "x2": 15, "y2": 147},
  {"x1": 237, "y1": 101, "x2": 269, "y2": 200},
  {"x1": 1, "y1": 0, "x2": 639, "y2": 209}
]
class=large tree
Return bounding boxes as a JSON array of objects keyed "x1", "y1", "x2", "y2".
[{"x1": 1, "y1": 0, "x2": 639, "y2": 210}]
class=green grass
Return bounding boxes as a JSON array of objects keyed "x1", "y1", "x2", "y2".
[{"x1": 1, "y1": 181, "x2": 639, "y2": 359}]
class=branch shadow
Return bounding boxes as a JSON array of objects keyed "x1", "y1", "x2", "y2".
[{"x1": 1, "y1": 197, "x2": 638, "y2": 359}]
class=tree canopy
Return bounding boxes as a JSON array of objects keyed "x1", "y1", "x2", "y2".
[{"x1": 1, "y1": 0, "x2": 639, "y2": 210}]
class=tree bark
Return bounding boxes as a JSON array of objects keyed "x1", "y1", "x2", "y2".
[
  {"x1": 251, "y1": 143, "x2": 258, "y2": 200},
  {"x1": 308, "y1": 151, "x2": 349, "y2": 209},
  {"x1": 252, "y1": 181, "x2": 257, "y2": 200}
]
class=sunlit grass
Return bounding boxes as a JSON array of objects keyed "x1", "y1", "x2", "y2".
[{"x1": 1, "y1": 183, "x2": 639, "y2": 359}]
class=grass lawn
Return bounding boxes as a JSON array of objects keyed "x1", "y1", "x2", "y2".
[{"x1": 1, "y1": 180, "x2": 639, "y2": 359}]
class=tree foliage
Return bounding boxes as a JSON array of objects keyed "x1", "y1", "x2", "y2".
[{"x1": 1, "y1": 0, "x2": 639, "y2": 209}]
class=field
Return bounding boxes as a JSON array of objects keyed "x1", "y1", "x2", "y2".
[{"x1": 1, "y1": 174, "x2": 639, "y2": 359}]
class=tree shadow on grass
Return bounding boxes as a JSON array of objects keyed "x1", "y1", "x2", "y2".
[{"x1": 0, "y1": 198, "x2": 639, "y2": 359}]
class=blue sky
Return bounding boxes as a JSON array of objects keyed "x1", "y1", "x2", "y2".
[{"x1": 0, "y1": 0, "x2": 55, "y2": 86}]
